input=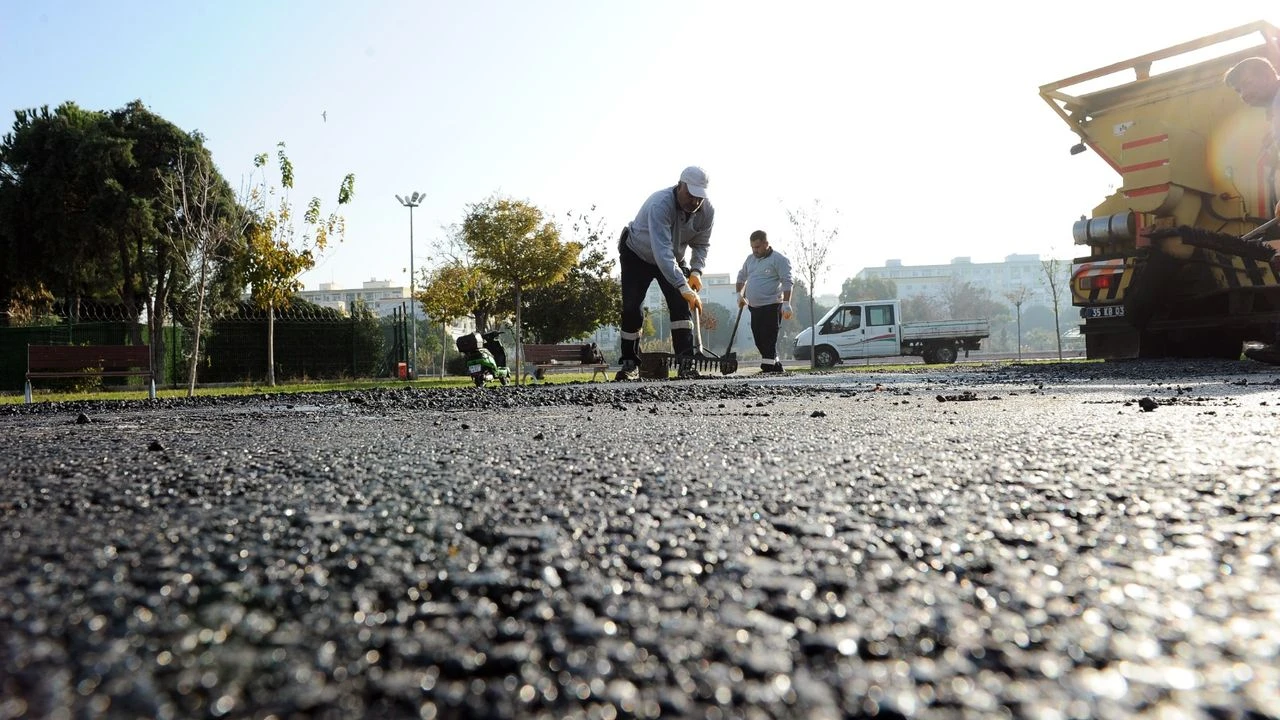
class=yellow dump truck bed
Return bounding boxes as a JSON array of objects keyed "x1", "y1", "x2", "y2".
[{"x1": 1040, "y1": 21, "x2": 1280, "y2": 360}]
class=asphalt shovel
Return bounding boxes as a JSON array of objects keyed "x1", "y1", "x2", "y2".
[{"x1": 719, "y1": 305, "x2": 743, "y2": 375}]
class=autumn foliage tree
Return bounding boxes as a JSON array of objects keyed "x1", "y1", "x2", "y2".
[
  {"x1": 242, "y1": 143, "x2": 355, "y2": 385},
  {"x1": 419, "y1": 261, "x2": 484, "y2": 378},
  {"x1": 521, "y1": 209, "x2": 621, "y2": 345},
  {"x1": 461, "y1": 197, "x2": 578, "y2": 383}
]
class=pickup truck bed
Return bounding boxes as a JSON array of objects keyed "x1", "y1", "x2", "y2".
[{"x1": 902, "y1": 319, "x2": 991, "y2": 342}]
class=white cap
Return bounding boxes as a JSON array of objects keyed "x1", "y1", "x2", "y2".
[{"x1": 679, "y1": 166, "x2": 710, "y2": 198}]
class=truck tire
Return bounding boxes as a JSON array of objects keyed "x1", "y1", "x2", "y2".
[
  {"x1": 814, "y1": 345, "x2": 839, "y2": 368},
  {"x1": 934, "y1": 345, "x2": 958, "y2": 364}
]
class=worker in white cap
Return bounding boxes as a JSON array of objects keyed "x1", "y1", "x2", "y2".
[{"x1": 614, "y1": 166, "x2": 715, "y2": 380}]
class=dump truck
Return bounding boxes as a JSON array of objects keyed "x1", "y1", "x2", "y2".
[
  {"x1": 792, "y1": 299, "x2": 989, "y2": 366},
  {"x1": 1040, "y1": 21, "x2": 1280, "y2": 360}
]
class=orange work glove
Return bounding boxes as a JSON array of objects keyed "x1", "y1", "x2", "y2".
[
  {"x1": 781, "y1": 301, "x2": 794, "y2": 320},
  {"x1": 681, "y1": 289, "x2": 703, "y2": 313},
  {"x1": 737, "y1": 294, "x2": 747, "y2": 309},
  {"x1": 688, "y1": 272, "x2": 703, "y2": 292}
]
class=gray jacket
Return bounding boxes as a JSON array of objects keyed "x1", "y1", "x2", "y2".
[
  {"x1": 736, "y1": 249, "x2": 793, "y2": 307},
  {"x1": 624, "y1": 187, "x2": 714, "y2": 292}
]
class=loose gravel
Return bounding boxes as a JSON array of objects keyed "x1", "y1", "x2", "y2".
[{"x1": 3, "y1": 359, "x2": 1280, "y2": 719}]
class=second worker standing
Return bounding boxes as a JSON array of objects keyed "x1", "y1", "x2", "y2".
[{"x1": 736, "y1": 229, "x2": 794, "y2": 374}]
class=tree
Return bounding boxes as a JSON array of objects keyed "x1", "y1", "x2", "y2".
[
  {"x1": 938, "y1": 278, "x2": 1008, "y2": 323},
  {"x1": 1003, "y1": 285, "x2": 1032, "y2": 360},
  {"x1": 461, "y1": 197, "x2": 578, "y2": 384},
  {"x1": 0, "y1": 101, "x2": 240, "y2": 376},
  {"x1": 901, "y1": 293, "x2": 944, "y2": 322},
  {"x1": 521, "y1": 208, "x2": 621, "y2": 345},
  {"x1": 420, "y1": 261, "x2": 483, "y2": 378},
  {"x1": 0, "y1": 104, "x2": 121, "y2": 312},
  {"x1": 840, "y1": 275, "x2": 897, "y2": 301},
  {"x1": 159, "y1": 147, "x2": 248, "y2": 395},
  {"x1": 699, "y1": 301, "x2": 734, "y2": 356},
  {"x1": 242, "y1": 142, "x2": 355, "y2": 385},
  {"x1": 1041, "y1": 256, "x2": 1068, "y2": 360},
  {"x1": 785, "y1": 200, "x2": 840, "y2": 369}
]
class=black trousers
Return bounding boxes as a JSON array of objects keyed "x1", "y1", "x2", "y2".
[
  {"x1": 619, "y1": 234, "x2": 692, "y2": 361},
  {"x1": 749, "y1": 303, "x2": 782, "y2": 362}
]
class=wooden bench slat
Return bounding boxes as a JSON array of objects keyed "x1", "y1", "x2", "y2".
[{"x1": 25, "y1": 344, "x2": 157, "y2": 402}]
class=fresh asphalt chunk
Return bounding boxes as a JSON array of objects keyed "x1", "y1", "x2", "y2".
[{"x1": 3, "y1": 358, "x2": 1280, "y2": 718}]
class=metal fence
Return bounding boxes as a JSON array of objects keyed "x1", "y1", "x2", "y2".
[{"x1": 0, "y1": 302, "x2": 409, "y2": 392}]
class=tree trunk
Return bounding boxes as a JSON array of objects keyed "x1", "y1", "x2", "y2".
[
  {"x1": 514, "y1": 283, "x2": 523, "y2": 385},
  {"x1": 187, "y1": 254, "x2": 209, "y2": 397},
  {"x1": 267, "y1": 298, "x2": 276, "y2": 386},
  {"x1": 1054, "y1": 312, "x2": 1063, "y2": 360},
  {"x1": 440, "y1": 320, "x2": 447, "y2": 380},
  {"x1": 807, "y1": 276, "x2": 817, "y2": 370}
]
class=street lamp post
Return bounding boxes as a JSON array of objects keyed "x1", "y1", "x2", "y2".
[{"x1": 395, "y1": 191, "x2": 425, "y2": 379}]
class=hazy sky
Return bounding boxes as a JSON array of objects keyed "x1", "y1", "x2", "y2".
[{"x1": 3, "y1": 1, "x2": 1277, "y2": 295}]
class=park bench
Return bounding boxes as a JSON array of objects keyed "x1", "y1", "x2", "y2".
[
  {"x1": 25, "y1": 344, "x2": 157, "y2": 403},
  {"x1": 522, "y1": 343, "x2": 609, "y2": 382}
]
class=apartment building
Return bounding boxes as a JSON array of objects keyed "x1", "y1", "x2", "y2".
[{"x1": 855, "y1": 254, "x2": 1060, "y2": 303}]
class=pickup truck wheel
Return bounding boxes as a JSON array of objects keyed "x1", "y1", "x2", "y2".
[
  {"x1": 922, "y1": 348, "x2": 938, "y2": 364},
  {"x1": 814, "y1": 345, "x2": 839, "y2": 368},
  {"x1": 934, "y1": 345, "x2": 958, "y2": 364}
]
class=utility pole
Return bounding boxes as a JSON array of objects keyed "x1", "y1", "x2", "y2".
[{"x1": 395, "y1": 192, "x2": 425, "y2": 379}]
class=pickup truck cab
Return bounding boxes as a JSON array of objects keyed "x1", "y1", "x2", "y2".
[{"x1": 793, "y1": 300, "x2": 990, "y2": 366}]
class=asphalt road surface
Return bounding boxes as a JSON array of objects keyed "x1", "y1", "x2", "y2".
[{"x1": 3, "y1": 359, "x2": 1280, "y2": 719}]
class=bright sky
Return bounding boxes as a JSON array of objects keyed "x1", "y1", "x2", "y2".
[{"x1": 3, "y1": 1, "x2": 1277, "y2": 296}]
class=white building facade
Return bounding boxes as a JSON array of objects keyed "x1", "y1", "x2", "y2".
[{"x1": 855, "y1": 254, "x2": 1060, "y2": 304}]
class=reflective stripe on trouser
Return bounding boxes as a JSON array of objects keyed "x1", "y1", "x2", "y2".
[{"x1": 619, "y1": 234, "x2": 693, "y2": 362}]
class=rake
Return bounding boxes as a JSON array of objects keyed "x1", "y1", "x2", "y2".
[{"x1": 637, "y1": 307, "x2": 737, "y2": 378}]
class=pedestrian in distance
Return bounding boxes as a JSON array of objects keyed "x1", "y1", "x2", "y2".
[
  {"x1": 735, "y1": 229, "x2": 793, "y2": 374},
  {"x1": 614, "y1": 166, "x2": 714, "y2": 381}
]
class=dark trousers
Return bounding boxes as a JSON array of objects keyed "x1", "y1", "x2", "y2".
[
  {"x1": 619, "y1": 236, "x2": 692, "y2": 361},
  {"x1": 749, "y1": 303, "x2": 782, "y2": 361}
]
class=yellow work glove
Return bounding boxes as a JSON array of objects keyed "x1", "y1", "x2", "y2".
[
  {"x1": 737, "y1": 294, "x2": 747, "y2": 309},
  {"x1": 781, "y1": 301, "x2": 794, "y2": 320},
  {"x1": 688, "y1": 272, "x2": 703, "y2": 292},
  {"x1": 681, "y1": 289, "x2": 703, "y2": 313}
]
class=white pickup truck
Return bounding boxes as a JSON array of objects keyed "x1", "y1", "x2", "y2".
[{"x1": 792, "y1": 300, "x2": 990, "y2": 366}]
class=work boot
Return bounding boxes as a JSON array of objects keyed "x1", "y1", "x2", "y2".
[
  {"x1": 615, "y1": 359, "x2": 639, "y2": 381},
  {"x1": 760, "y1": 361, "x2": 785, "y2": 374}
]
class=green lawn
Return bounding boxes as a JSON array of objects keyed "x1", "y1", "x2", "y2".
[{"x1": 2, "y1": 359, "x2": 1091, "y2": 405}]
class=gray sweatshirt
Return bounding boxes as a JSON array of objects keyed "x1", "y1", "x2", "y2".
[
  {"x1": 736, "y1": 249, "x2": 794, "y2": 307},
  {"x1": 624, "y1": 187, "x2": 714, "y2": 292}
]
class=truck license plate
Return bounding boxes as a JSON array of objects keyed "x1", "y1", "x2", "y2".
[{"x1": 1084, "y1": 306, "x2": 1125, "y2": 319}]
